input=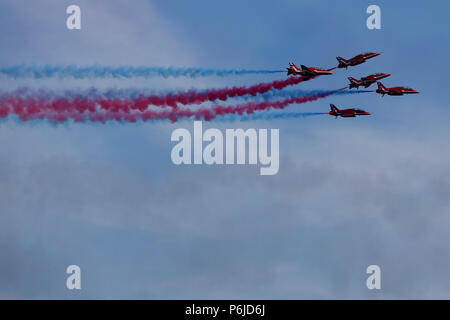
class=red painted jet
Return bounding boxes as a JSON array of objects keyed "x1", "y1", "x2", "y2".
[
  {"x1": 348, "y1": 73, "x2": 391, "y2": 89},
  {"x1": 329, "y1": 104, "x2": 371, "y2": 118},
  {"x1": 336, "y1": 52, "x2": 380, "y2": 69},
  {"x1": 286, "y1": 62, "x2": 333, "y2": 78},
  {"x1": 376, "y1": 82, "x2": 420, "y2": 96}
]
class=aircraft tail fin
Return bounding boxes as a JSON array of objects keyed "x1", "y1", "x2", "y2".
[
  {"x1": 330, "y1": 104, "x2": 339, "y2": 112},
  {"x1": 377, "y1": 81, "x2": 387, "y2": 90},
  {"x1": 288, "y1": 62, "x2": 301, "y2": 73},
  {"x1": 336, "y1": 56, "x2": 347, "y2": 63},
  {"x1": 348, "y1": 77, "x2": 360, "y2": 88}
]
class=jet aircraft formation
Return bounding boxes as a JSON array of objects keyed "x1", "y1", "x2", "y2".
[
  {"x1": 286, "y1": 52, "x2": 419, "y2": 118},
  {"x1": 0, "y1": 52, "x2": 419, "y2": 124}
]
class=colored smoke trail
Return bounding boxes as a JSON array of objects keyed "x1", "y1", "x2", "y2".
[
  {"x1": 100, "y1": 76, "x2": 313, "y2": 108},
  {"x1": 230, "y1": 112, "x2": 328, "y2": 121},
  {"x1": 200, "y1": 88, "x2": 341, "y2": 120},
  {"x1": 0, "y1": 65, "x2": 284, "y2": 79},
  {"x1": 0, "y1": 89, "x2": 341, "y2": 123},
  {"x1": 211, "y1": 112, "x2": 327, "y2": 123},
  {"x1": 0, "y1": 76, "x2": 312, "y2": 110},
  {"x1": 246, "y1": 88, "x2": 372, "y2": 101},
  {"x1": 0, "y1": 87, "x2": 371, "y2": 101}
]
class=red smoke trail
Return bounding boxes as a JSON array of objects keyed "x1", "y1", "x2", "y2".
[
  {"x1": 127, "y1": 76, "x2": 312, "y2": 108},
  {"x1": 0, "y1": 76, "x2": 312, "y2": 113},
  {"x1": 184, "y1": 88, "x2": 341, "y2": 121},
  {"x1": 0, "y1": 89, "x2": 341, "y2": 123}
]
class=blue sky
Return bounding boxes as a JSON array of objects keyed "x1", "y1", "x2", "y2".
[{"x1": 0, "y1": 0, "x2": 449, "y2": 299}]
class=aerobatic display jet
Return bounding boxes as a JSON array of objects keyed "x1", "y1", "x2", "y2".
[
  {"x1": 375, "y1": 82, "x2": 420, "y2": 96},
  {"x1": 336, "y1": 52, "x2": 380, "y2": 69},
  {"x1": 286, "y1": 62, "x2": 333, "y2": 78},
  {"x1": 328, "y1": 104, "x2": 371, "y2": 118},
  {"x1": 348, "y1": 73, "x2": 391, "y2": 89}
]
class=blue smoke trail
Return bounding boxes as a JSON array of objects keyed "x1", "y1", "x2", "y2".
[
  {"x1": 245, "y1": 88, "x2": 372, "y2": 102},
  {"x1": 0, "y1": 65, "x2": 284, "y2": 79},
  {"x1": 215, "y1": 112, "x2": 328, "y2": 122}
]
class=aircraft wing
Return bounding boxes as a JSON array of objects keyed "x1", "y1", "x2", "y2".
[{"x1": 300, "y1": 65, "x2": 315, "y2": 76}]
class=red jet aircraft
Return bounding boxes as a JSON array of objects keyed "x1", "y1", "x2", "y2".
[
  {"x1": 348, "y1": 73, "x2": 391, "y2": 89},
  {"x1": 336, "y1": 52, "x2": 380, "y2": 69},
  {"x1": 329, "y1": 104, "x2": 371, "y2": 118},
  {"x1": 286, "y1": 62, "x2": 333, "y2": 78},
  {"x1": 376, "y1": 82, "x2": 420, "y2": 96}
]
